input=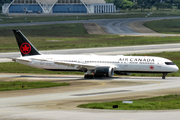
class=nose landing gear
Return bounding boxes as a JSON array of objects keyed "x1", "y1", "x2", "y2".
[{"x1": 162, "y1": 73, "x2": 167, "y2": 79}]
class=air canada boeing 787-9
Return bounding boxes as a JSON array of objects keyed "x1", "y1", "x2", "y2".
[{"x1": 12, "y1": 30, "x2": 179, "y2": 79}]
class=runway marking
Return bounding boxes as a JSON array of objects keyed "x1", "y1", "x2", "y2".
[
  {"x1": 98, "y1": 82, "x2": 106, "y2": 86},
  {"x1": 153, "y1": 82, "x2": 161, "y2": 87},
  {"x1": 95, "y1": 23, "x2": 106, "y2": 34},
  {"x1": 71, "y1": 90, "x2": 132, "y2": 96},
  {"x1": 14, "y1": 78, "x2": 26, "y2": 80}
]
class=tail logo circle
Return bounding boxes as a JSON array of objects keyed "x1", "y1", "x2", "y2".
[{"x1": 20, "y1": 43, "x2": 31, "y2": 54}]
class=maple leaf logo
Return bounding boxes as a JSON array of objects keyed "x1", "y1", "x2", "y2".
[
  {"x1": 20, "y1": 43, "x2": 31, "y2": 54},
  {"x1": 149, "y1": 65, "x2": 154, "y2": 70}
]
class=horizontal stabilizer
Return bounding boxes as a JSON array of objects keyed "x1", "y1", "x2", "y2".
[{"x1": 16, "y1": 58, "x2": 32, "y2": 62}]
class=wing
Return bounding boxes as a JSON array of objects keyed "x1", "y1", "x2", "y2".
[
  {"x1": 9, "y1": 57, "x2": 32, "y2": 62},
  {"x1": 54, "y1": 61, "x2": 96, "y2": 70},
  {"x1": 54, "y1": 61, "x2": 117, "y2": 70}
]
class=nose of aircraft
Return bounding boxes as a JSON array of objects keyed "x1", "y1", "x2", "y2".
[{"x1": 174, "y1": 65, "x2": 179, "y2": 72}]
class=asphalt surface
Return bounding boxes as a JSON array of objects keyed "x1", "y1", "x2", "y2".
[
  {"x1": 1, "y1": 16, "x2": 180, "y2": 35},
  {"x1": 0, "y1": 74, "x2": 180, "y2": 120},
  {"x1": 97, "y1": 17, "x2": 180, "y2": 35}
]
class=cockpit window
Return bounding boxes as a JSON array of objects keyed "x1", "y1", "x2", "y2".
[{"x1": 165, "y1": 62, "x2": 175, "y2": 65}]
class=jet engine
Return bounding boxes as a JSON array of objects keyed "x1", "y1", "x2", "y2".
[{"x1": 94, "y1": 67, "x2": 114, "y2": 77}]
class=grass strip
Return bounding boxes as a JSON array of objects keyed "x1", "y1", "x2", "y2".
[
  {"x1": 144, "y1": 18, "x2": 180, "y2": 34},
  {"x1": 78, "y1": 94, "x2": 180, "y2": 110},
  {"x1": 1, "y1": 35, "x2": 179, "y2": 52},
  {"x1": 0, "y1": 11, "x2": 180, "y2": 24},
  {"x1": 0, "y1": 81, "x2": 69, "y2": 91},
  {"x1": 0, "y1": 62, "x2": 83, "y2": 75},
  {"x1": 0, "y1": 23, "x2": 180, "y2": 52},
  {"x1": 0, "y1": 23, "x2": 88, "y2": 37}
]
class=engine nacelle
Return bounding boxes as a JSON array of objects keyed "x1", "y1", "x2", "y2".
[
  {"x1": 114, "y1": 71, "x2": 131, "y2": 75},
  {"x1": 94, "y1": 67, "x2": 114, "y2": 77}
]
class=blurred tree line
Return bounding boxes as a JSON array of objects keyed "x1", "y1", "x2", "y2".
[{"x1": 105, "y1": 0, "x2": 180, "y2": 11}]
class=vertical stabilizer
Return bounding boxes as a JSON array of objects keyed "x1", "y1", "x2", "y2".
[{"x1": 13, "y1": 30, "x2": 41, "y2": 56}]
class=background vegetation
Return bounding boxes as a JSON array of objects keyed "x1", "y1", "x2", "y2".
[
  {"x1": 0, "y1": 81, "x2": 69, "y2": 91},
  {"x1": 78, "y1": 94, "x2": 180, "y2": 110},
  {"x1": 106, "y1": 0, "x2": 180, "y2": 11},
  {"x1": 144, "y1": 18, "x2": 180, "y2": 34},
  {"x1": 0, "y1": 22, "x2": 180, "y2": 53}
]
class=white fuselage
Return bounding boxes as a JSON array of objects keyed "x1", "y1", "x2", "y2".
[{"x1": 15, "y1": 54, "x2": 179, "y2": 73}]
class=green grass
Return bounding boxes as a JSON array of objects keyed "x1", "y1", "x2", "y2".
[
  {"x1": 1, "y1": 35, "x2": 180, "y2": 52},
  {"x1": 144, "y1": 18, "x2": 180, "y2": 34},
  {"x1": 0, "y1": 23, "x2": 180, "y2": 52},
  {"x1": 0, "y1": 81, "x2": 69, "y2": 91},
  {"x1": 0, "y1": 14, "x2": 6, "y2": 17},
  {"x1": 0, "y1": 11, "x2": 180, "y2": 24},
  {"x1": 0, "y1": 23, "x2": 88, "y2": 37},
  {"x1": 78, "y1": 94, "x2": 180, "y2": 110}
]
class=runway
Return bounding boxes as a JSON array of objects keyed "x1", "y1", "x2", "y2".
[{"x1": 0, "y1": 74, "x2": 180, "y2": 120}]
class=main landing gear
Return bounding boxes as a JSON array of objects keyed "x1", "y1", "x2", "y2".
[
  {"x1": 162, "y1": 73, "x2": 167, "y2": 79},
  {"x1": 84, "y1": 75, "x2": 94, "y2": 79},
  {"x1": 84, "y1": 70, "x2": 94, "y2": 79}
]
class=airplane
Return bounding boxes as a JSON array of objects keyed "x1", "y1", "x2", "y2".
[
  {"x1": 23, "y1": 7, "x2": 33, "y2": 14},
  {"x1": 12, "y1": 30, "x2": 179, "y2": 79}
]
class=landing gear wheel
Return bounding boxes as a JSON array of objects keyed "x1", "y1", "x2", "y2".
[
  {"x1": 84, "y1": 75, "x2": 94, "y2": 79},
  {"x1": 162, "y1": 73, "x2": 167, "y2": 79},
  {"x1": 90, "y1": 75, "x2": 94, "y2": 79}
]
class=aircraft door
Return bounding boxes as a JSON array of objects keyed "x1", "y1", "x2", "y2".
[
  {"x1": 157, "y1": 60, "x2": 162, "y2": 67},
  {"x1": 78, "y1": 58, "x2": 84, "y2": 63}
]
